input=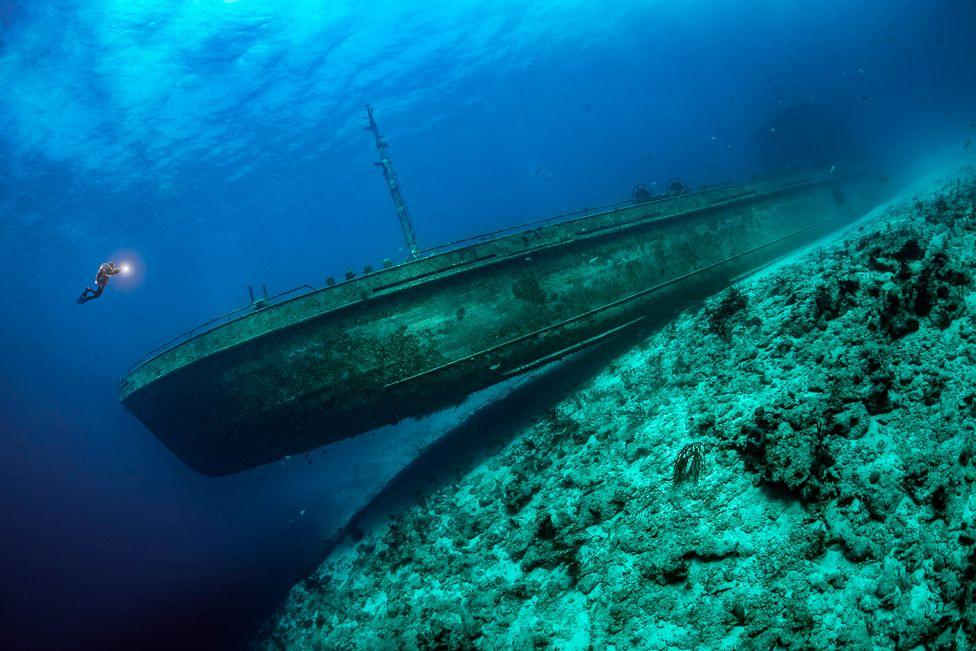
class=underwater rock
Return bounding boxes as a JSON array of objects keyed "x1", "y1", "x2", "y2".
[
  {"x1": 705, "y1": 287, "x2": 748, "y2": 340},
  {"x1": 260, "y1": 167, "x2": 976, "y2": 650}
]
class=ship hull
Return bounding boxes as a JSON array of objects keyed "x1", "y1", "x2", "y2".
[{"x1": 121, "y1": 169, "x2": 885, "y2": 475}]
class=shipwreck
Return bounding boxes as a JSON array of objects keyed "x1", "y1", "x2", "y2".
[{"x1": 121, "y1": 107, "x2": 887, "y2": 475}]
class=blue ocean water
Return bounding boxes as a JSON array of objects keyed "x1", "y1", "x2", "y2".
[{"x1": 0, "y1": 0, "x2": 974, "y2": 648}]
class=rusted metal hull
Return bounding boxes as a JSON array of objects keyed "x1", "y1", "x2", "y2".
[{"x1": 121, "y1": 169, "x2": 886, "y2": 475}]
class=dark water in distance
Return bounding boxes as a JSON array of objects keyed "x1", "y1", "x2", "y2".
[{"x1": 1, "y1": 0, "x2": 974, "y2": 647}]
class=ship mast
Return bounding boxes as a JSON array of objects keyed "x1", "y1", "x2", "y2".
[{"x1": 365, "y1": 105, "x2": 420, "y2": 260}]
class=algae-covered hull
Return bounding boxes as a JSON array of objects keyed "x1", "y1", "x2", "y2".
[{"x1": 121, "y1": 169, "x2": 886, "y2": 475}]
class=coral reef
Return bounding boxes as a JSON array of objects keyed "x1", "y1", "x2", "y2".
[{"x1": 261, "y1": 168, "x2": 976, "y2": 650}]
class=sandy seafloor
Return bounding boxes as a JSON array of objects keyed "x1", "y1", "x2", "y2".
[{"x1": 261, "y1": 165, "x2": 976, "y2": 650}]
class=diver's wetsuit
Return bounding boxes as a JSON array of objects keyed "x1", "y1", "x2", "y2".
[{"x1": 77, "y1": 262, "x2": 120, "y2": 304}]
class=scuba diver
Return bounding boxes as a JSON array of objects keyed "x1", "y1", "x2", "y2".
[{"x1": 77, "y1": 261, "x2": 123, "y2": 304}]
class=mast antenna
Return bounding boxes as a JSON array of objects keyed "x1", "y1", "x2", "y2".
[{"x1": 365, "y1": 105, "x2": 420, "y2": 260}]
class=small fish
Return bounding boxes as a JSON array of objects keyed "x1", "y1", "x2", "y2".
[
  {"x1": 861, "y1": 96, "x2": 871, "y2": 102},
  {"x1": 857, "y1": 68, "x2": 865, "y2": 74},
  {"x1": 830, "y1": 165, "x2": 836, "y2": 174},
  {"x1": 709, "y1": 136, "x2": 717, "y2": 141},
  {"x1": 589, "y1": 257, "x2": 599, "y2": 264},
  {"x1": 881, "y1": 176, "x2": 889, "y2": 183},
  {"x1": 966, "y1": 140, "x2": 972, "y2": 149},
  {"x1": 769, "y1": 128, "x2": 777, "y2": 133},
  {"x1": 728, "y1": 97, "x2": 735, "y2": 103},
  {"x1": 534, "y1": 165, "x2": 542, "y2": 175},
  {"x1": 489, "y1": 363, "x2": 501, "y2": 371},
  {"x1": 300, "y1": 509, "x2": 306, "y2": 517},
  {"x1": 651, "y1": 181, "x2": 657, "y2": 186}
]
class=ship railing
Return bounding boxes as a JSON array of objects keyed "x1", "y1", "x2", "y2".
[
  {"x1": 414, "y1": 166, "x2": 833, "y2": 257},
  {"x1": 412, "y1": 178, "x2": 750, "y2": 257},
  {"x1": 414, "y1": 197, "x2": 639, "y2": 257},
  {"x1": 125, "y1": 284, "x2": 317, "y2": 376}
]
